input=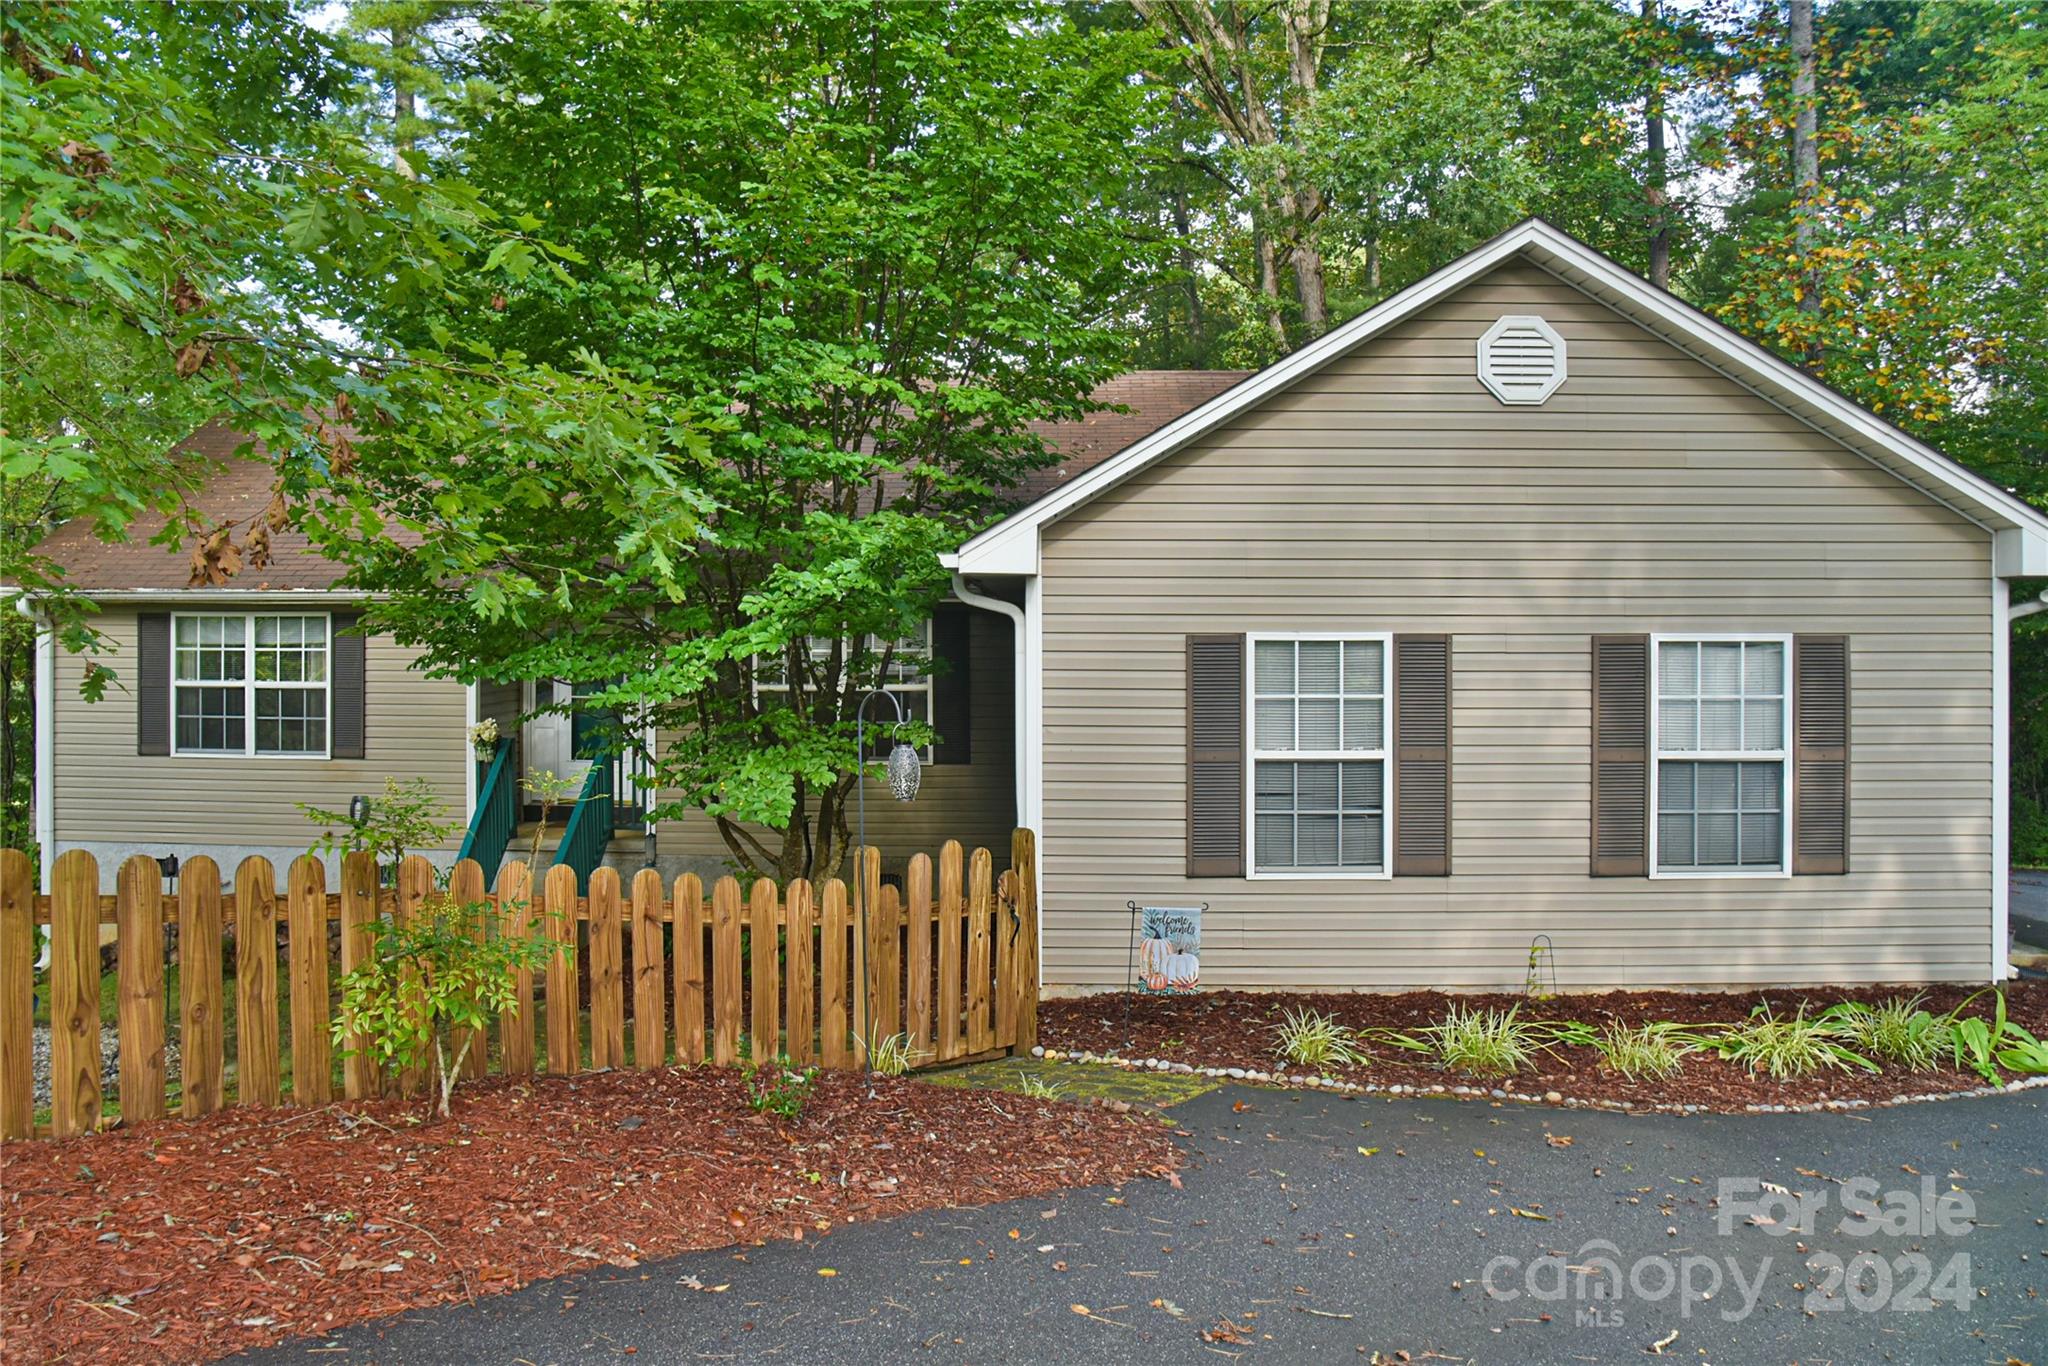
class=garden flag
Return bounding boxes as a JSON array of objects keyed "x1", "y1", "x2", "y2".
[{"x1": 1136, "y1": 905, "x2": 1203, "y2": 993}]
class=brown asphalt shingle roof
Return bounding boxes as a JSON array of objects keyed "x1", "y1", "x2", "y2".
[
  {"x1": 34, "y1": 371, "x2": 1252, "y2": 592},
  {"x1": 32, "y1": 423, "x2": 349, "y2": 592}
]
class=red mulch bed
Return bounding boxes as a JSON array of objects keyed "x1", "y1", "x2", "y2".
[
  {"x1": 1043, "y1": 981, "x2": 2048, "y2": 1112},
  {"x1": 0, "y1": 1068, "x2": 1178, "y2": 1363}
]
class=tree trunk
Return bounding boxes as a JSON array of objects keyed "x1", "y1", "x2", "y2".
[
  {"x1": 1171, "y1": 190, "x2": 1205, "y2": 361},
  {"x1": 1642, "y1": 0, "x2": 1670, "y2": 291},
  {"x1": 391, "y1": 23, "x2": 418, "y2": 179},
  {"x1": 1254, "y1": 220, "x2": 1287, "y2": 349},
  {"x1": 1788, "y1": 0, "x2": 1821, "y2": 362}
]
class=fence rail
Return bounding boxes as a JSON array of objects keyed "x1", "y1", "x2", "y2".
[{"x1": 0, "y1": 831, "x2": 1038, "y2": 1142}]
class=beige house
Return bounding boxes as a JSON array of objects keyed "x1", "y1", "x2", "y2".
[{"x1": 28, "y1": 221, "x2": 2047, "y2": 990}]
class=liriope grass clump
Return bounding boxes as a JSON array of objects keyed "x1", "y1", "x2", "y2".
[
  {"x1": 1274, "y1": 1007, "x2": 1371, "y2": 1069},
  {"x1": 1714, "y1": 1004, "x2": 1874, "y2": 1080},
  {"x1": 1593, "y1": 1021, "x2": 1697, "y2": 1082},
  {"x1": 1822, "y1": 995, "x2": 1951, "y2": 1072}
]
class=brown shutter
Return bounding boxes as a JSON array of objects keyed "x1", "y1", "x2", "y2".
[
  {"x1": 137, "y1": 612, "x2": 170, "y2": 756},
  {"x1": 1591, "y1": 635, "x2": 1649, "y2": 877},
  {"x1": 331, "y1": 612, "x2": 367, "y2": 759},
  {"x1": 931, "y1": 605, "x2": 972, "y2": 765},
  {"x1": 1792, "y1": 635, "x2": 1849, "y2": 875},
  {"x1": 1392, "y1": 635, "x2": 1451, "y2": 876},
  {"x1": 1187, "y1": 634, "x2": 1244, "y2": 877}
]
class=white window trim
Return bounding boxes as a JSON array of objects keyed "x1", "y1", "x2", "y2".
[
  {"x1": 753, "y1": 621, "x2": 936, "y2": 763},
  {"x1": 1245, "y1": 630, "x2": 1394, "y2": 880},
  {"x1": 1648, "y1": 632, "x2": 1793, "y2": 879},
  {"x1": 169, "y1": 611, "x2": 334, "y2": 760}
]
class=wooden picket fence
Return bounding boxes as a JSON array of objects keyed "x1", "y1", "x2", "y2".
[{"x1": 0, "y1": 831, "x2": 1038, "y2": 1141}]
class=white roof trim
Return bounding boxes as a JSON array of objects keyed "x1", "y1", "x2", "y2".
[{"x1": 955, "y1": 218, "x2": 2048, "y2": 575}]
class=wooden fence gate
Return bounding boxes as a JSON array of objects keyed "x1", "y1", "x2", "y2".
[{"x1": 0, "y1": 831, "x2": 1038, "y2": 1141}]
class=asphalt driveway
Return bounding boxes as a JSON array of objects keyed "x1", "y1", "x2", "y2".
[{"x1": 240, "y1": 1084, "x2": 2047, "y2": 1364}]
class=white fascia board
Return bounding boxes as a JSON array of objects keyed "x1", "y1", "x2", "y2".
[{"x1": 952, "y1": 218, "x2": 2048, "y2": 568}]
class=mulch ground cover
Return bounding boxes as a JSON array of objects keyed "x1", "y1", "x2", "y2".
[
  {"x1": 1042, "y1": 981, "x2": 2048, "y2": 1112},
  {"x1": 0, "y1": 1067, "x2": 1179, "y2": 1363}
]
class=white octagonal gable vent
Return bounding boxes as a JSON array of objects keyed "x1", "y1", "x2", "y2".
[{"x1": 1477, "y1": 314, "x2": 1567, "y2": 405}]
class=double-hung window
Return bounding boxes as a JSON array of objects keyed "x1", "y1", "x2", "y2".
[
  {"x1": 1652, "y1": 636, "x2": 1789, "y2": 874},
  {"x1": 171, "y1": 613, "x2": 331, "y2": 757},
  {"x1": 755, "y1": 623, "x2": 933, "y2": 761},
  {"x1": 1249, "y1": 634, "x2": 1389, "y2": 876}
]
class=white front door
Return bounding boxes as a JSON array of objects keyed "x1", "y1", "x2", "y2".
[{"x1": 522, "y1": 680, "x2": 595, "y2": 794}]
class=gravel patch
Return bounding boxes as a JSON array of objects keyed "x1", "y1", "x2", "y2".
[{"x1": 31, "y1": 1026, "x2": 181, "y2": 1109}]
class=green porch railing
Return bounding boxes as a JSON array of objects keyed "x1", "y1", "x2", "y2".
[
  {"x1": 550, "y1": 751, "x2": 615, "y2": 889},
  {"x1": 456, "y1": 738, "x2": 516, "y2": 878}
]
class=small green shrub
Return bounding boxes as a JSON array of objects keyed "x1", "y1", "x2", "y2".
[
  {"x1": 332, "y1": 893, "x2": 559, "y2": 1118},
  {"x1": 1274, "y1": 1007, "x2": 1370, "y2": 1069},
  {"x1": 868, "y1": 1032, "x2": 923, "y2": 1078},
  {"x1": 1823, "y1": 995, "x2": 1952, "y2": 1072},
  {"x1": 743, "y1": 1056, "x2": 819, "y2": 1120},
  {"x1": 1714, "y1": 1005, "x2": 1874, "y2": 1080},
  {"x1": 1594, "y1": 1021, "x2": 1694, "y2": 1082},
  {"x1": 1940, "y1": 989, "x2": 2048, "y2": 1084}
]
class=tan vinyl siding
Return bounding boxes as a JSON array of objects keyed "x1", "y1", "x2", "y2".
[
  {"x1": 1038, "y1": 263, "x2": 1993, "y2": 990},
  {"x1": 657, "y1": 609, "x2": 1017, "y2": 874},
  {"x1": 51, "y1": 607, "x2": 468, "y2": 848}
]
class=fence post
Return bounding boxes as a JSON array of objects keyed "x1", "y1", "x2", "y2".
[
  {"x1": 116, "y1": 856, "x2": 167, "y2": 1123},
  {"x1": 855, "y1": 846, "x2": 879, "y2": 1063},
  {"x1": 181, "y1": 857, "x2": 226, "y2": 1115},
  {"x1": 784, "y1": 879, "x2": 816, "y2": 1066},
  {"x1": 235, "y1": 857, "x2": 282, "y2": 1107},
  {"x1": 49, "y1": 849, "x2": 100, "y2": 1137},
  {"x1": 288, "y1": 857, "x2": 332, "y2": 1105},
  {"x1": 673, "y1": 873, "x2": 705, "y2": 1064},
  {"x1": 994, "y1": 870, "x2": 1016, "y2": 1048},
  {"x1": 967, "y1": 847, "x2": 993, "y2": 1055},
  {"x1": 711, "y1": 877, "x2": 742, "y2": 1066},
  {"x1": 750, "y1": 878, "x2": 780, "y2": 1064},
  {"x1": 0, "y1": 849, "x2": 32, "y2": 1139},
  {"x1": 1011, "y1": 828, "x2": 1039, "y2": 1052},
  {"x1": 904, "y1": 854, "x2": 932, "y2": 1059},
  {"x1": 631, "y1": 868, "x2": 666, "y2": 1069},
  {"x1": 544, "y1": 864, "x2": 580, "y2": 1075},
  {"x1": 588, "y1": 867, "x2": 625, "y2": 1070},
  {"x1": 877, "y1": 884, "x2": 902, "y2": 1043},
  {"x1": 448, "y1": 858, "x2": 489, "y2": 1081},
  {"x1": 936, "y1": 841, "x2": 963, "y2": 1062},
  {"x1": 392, "y1": 856, "x2": 435, "y2": 1097},
  {"x1": 338, "y1": 851, "x2": 380, "y2": 1100},
  {"x1": 496, "y1": 860, "x2": 535, "y2": 1075},
  {"x1": 819, "y1": 879, "x2": 850, "y2": 1068}
]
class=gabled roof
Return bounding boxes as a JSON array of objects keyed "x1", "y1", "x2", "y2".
[{"x1": 947, "y1": 218, "x2": 2048, "y2": 577}]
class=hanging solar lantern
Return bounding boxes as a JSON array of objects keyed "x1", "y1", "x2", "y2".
[{"x1": 886, "y1": 740, "x2": 922, "y2": 802}]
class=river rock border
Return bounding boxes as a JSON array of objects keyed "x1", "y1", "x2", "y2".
[{"x1": 1027, "y1": 1046, "x2": 2048, "y2": 1115}]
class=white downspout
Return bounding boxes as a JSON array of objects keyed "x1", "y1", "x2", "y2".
[
  {"x1": 949, "y1": 574, "x2": 1028, "y2": 828},
  {"x1": 14, "y1": 593, "x2": 54, "y2": 891}
]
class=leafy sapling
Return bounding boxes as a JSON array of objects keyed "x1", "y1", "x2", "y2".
[
  {"x1": 302, "y1": 777, "x2": 460, "y2": 883},
  {"x1": 332, "y1": 893, "x2": 559, "y2": 1118}
]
